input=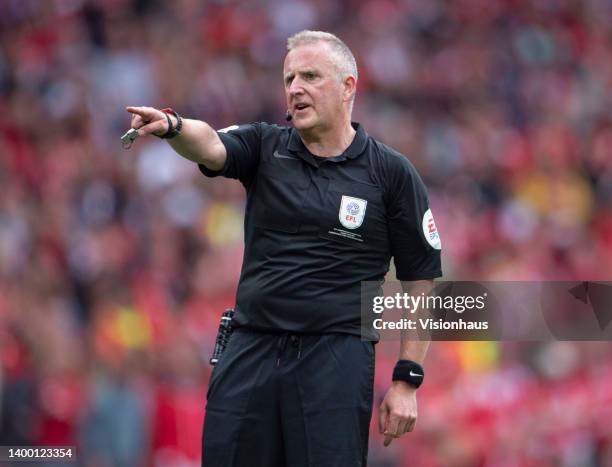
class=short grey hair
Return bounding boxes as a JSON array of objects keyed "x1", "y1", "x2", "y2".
[{"x1": 287, "y1": 30, "x2": 358, "y2": 82}]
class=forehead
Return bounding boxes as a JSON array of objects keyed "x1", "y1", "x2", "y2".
[{"x1": 283, "y1": 42, "x2": 337, "y2": 74}]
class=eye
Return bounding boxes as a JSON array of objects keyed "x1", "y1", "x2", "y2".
[{"x1": 304, "y1": 72, "x2": 316, "y2": 80}]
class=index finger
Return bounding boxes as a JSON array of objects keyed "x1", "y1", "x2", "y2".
[
  {"x1": 384, "y1": 413, "x2": 400, "y2": 438},
  {"x1": 126, "y1": 106, "x2": 154, "y2": 118},
  {"x1": 379, "y1": 405, "x2": 388, "y2": 434}
]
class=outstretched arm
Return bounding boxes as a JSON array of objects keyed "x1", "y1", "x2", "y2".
[{"x1": 126, "y1": 106, "x2": 226, "y2": 171}]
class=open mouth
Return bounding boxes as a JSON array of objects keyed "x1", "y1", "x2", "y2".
[{"x1": 294, "y1": 103, "x2": 310, "y2": 112}]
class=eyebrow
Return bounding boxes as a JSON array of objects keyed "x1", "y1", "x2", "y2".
[{"x1": 284, "y1": 69, "x2": 319, "y2": 81}]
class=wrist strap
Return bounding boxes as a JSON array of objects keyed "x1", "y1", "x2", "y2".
[
  {"x1": 157, "y1": 108, "x2": 183, "y2": 139},
  {"x1": 392, "y1": 360, "x2": 424, "y2": 389}
]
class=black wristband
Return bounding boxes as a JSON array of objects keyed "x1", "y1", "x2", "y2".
[
  {"x1": 392, "y1": 360, "x2": 424, "y2": 389},
  {"x1": 157, "y1": 108, "x2": 182, "y2": 139}
]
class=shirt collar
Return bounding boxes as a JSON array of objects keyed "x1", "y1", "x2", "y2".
[{"x1": 287, "y1": 122, "x2": 368, "y2": 162}]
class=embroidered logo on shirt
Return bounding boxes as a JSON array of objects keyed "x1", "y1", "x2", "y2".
[
  {"x1": 339, "y1": 196, "x2": 367, "y2": 229},
  {"x1": 273, "y1": 150, "x2": 299, "y2": 160}
]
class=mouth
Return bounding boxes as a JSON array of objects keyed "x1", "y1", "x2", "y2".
[{"x1": 293, "y1": 103, "x2": 311, "y2": 113}]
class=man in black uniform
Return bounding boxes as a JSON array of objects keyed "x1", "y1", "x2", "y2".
[{"x1": 127, "y1": 30, "x2": 442, "y2": 467}]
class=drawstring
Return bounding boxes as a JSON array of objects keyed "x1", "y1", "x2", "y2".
[
  {"x1": 276, "y1": 334, "x2": 303, "y2": 366},
  {"x1": 277, "y1": 334, "x2": 288, "y2": 367},
  {"x1": 290, "y1": 335, "x2": 303, "y2": 360}
]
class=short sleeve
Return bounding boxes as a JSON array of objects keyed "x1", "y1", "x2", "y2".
[
  {"x1": 386, "y1": 155, "x2": 442, "y2": 281},
  {"x1": 198, "y1": 123, "x2": 261, "y2": 187}
]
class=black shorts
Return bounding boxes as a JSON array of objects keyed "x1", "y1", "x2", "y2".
[{"x1": 202, "y1": 329, "x2": 375, "y2": 467}]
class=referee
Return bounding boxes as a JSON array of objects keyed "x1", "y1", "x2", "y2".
[{"x1": 127, "y1": 30, "x2": 442, "y2": 467}]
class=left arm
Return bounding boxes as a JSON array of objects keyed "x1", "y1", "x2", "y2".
[
  {"x1": 380, "y1": 153, "x2": 442, "y2": 446},
  {"x1": 379, "y1": 279, "x2": 433, "y2": 447}
]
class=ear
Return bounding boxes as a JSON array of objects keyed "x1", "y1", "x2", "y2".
[{"x1": 342, "y1": 75, "x2": 357, "y2": 103}]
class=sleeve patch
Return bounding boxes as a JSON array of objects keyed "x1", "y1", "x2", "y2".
[{"x1": 422, "y1": 209, "x2": 442, "y2": 250}]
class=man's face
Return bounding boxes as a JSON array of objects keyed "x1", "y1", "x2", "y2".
[{"x1": 283, "y1": 42, "x2": 347, "y2": 132}]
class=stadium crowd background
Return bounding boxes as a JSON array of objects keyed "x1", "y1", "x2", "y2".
[{"x1": 1, "y1": 0, "x2": 612, "y2": 465}]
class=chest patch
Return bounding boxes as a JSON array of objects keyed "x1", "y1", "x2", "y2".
[{"x1": 339, "y1": 196, "x2": 367, "y2": 229}]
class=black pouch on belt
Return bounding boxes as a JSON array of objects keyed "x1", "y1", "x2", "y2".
[{"x1": 209, "y1": 308, "x2": 235, "y2": 366}]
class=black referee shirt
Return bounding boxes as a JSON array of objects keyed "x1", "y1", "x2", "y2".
[{"x1": 199, "y1": 122, "x2": 442, "y2": 335}]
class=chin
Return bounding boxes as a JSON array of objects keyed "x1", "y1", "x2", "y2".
[{"x1": 293, "y1": 116, "x2": 318, "y2": 131}]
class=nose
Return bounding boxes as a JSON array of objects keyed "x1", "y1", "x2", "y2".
[{"x1": 288, "y1": 78, "x2": 304, "y2": 97}]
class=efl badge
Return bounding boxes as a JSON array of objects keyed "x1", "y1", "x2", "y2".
[
  {"x1": 340, "y1": 196, "x2": 367, "y2": 229},
  {"x1": 422, "y1": 209, "x2": 441, "y2": 250}
]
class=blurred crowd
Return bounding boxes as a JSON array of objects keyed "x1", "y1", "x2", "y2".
[{"x1": 1, "y1": 0, "x2": 612, "y2": 465}]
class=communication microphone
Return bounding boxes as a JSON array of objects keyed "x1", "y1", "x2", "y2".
[{"x1": 285, "y1": 110, "x2": 292, "y2": 122}]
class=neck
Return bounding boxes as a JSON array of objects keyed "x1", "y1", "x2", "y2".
[{"x1": 299, "y1": 121, "x2": 356, "y2": 157}]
